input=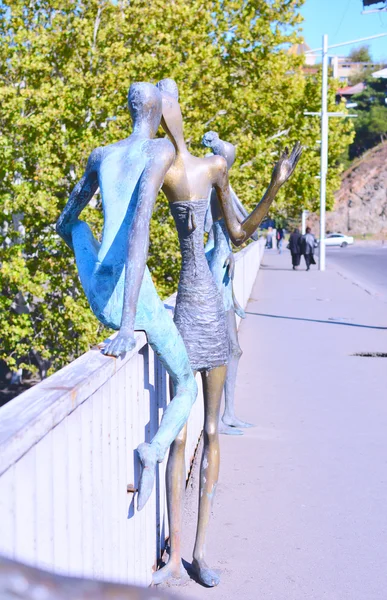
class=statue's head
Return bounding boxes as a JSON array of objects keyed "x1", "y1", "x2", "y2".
[
  {"x1": 202, "y1": 130, "x2": 236, "y2": 171},
  {"x1": 202, "y1": 131, "x2": 219, "y2": 149},
  {"x1": 156, "y1": 79, "x2": 184, "y2": 146},
  {"x1": 156, "y1": 78, "x2": 179, "y2": 101},
  {"x1": 128, "y1": 82, "x2": 162, "y2": 137}
]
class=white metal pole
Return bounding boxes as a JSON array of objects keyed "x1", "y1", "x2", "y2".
[
  {"x1": 319, "y1": 34, "x2": 329, "y2": 271},
  {"x1": 301, "y1": 210, "x2": 307, "y2": 234},
  {"x1": 305, "y1": 32, "x2": 387, "y2": 54}
]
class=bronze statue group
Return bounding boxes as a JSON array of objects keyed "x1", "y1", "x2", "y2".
[{"x1": 57, "y1": 79, "x2": 302, "y2": 588}]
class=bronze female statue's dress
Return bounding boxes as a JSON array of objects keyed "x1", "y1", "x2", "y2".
[{"x1": 170, "y1": 199, "x2": 229, "y2": 372}]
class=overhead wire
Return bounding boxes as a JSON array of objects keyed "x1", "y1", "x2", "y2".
[{"x1": 332, "y1": 0, "x2": 353, "y2": 42}]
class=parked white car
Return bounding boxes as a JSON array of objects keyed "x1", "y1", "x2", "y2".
[{"x1": 320, "y1": 233, "x2": 354, "y2": 248}]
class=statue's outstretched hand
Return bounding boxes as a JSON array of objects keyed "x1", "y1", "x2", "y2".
[
  {"x1": 102, "y1": 331, "x2": 136, "y2": 357},
  {"x1": 271, "y1": 142, "x2": 302, "y2": 188}
]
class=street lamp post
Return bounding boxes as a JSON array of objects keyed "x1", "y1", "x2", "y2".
[
  {"x1": 319, "y1": 34, "x2": 329, "y2": 271},
  {"x1": 301, "y1": 209, "x2": 309, "y2": 235}
]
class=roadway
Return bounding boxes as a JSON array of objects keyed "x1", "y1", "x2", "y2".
[
  {"x1": 175, "y1": 250, "x2": 387, "y2": 600},
  {"x1": 326, "y1": 244, "x2": 387, "y2": 302}
]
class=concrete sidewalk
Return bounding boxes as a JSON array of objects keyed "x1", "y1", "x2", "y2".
[{"x1": 173, "y1": 250, "x2": 387, "y2": 600}]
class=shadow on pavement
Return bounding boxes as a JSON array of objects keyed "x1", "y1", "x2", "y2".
[
  {"x1": 260, "y1": 266, "x2": 297, "y2": 271},
  {"x1": 245, "y1": 311, "x2": 387, "y2": 330}
]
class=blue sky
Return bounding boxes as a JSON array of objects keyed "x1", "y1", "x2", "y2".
[{"x1": 299, "y1": 0, "x2": 387, "y2": 62}]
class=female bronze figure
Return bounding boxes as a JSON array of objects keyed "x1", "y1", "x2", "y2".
[{"x1": 153, "y1": 79, "x2": 301, "y2": 587}]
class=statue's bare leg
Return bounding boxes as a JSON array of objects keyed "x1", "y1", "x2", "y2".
[
  {"x1": 221, "y1": 309, "x2": 253, "y2": 430},
  {"x1": 152, "y1": 417, "x2": 188, "y2": 585},
  {"x1": 71, "y1": 224, "x2": 197, "y2": 511},
  {"x1": 71, "y1": 220, "x2": 100, "y2": 292},
  {"x1": 135, "y1": 273, "x2": 197, "y2": 510},
  {"x1": 191, "y1": 364, "x2": 226, "y2": 587},
  {"x1": 153, "y1": 367, "x2": 226, "y2": 587}
]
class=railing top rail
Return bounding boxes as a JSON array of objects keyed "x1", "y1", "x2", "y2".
[{"x1": 0, "y1": 329, "x2": 148, "y2": 477}]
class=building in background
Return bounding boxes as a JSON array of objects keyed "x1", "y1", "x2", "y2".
[
  {"x1": 288, "y1": 42, "x2": 319, "y2": 75},
  {"x1": 372, "y1": 67, "x2": 387, "y2": 78},
  {"x1": 330, "y1": 55, "x2": 381, "y2": 82},
  {"x1": 336, "y1": 82, "x2": 366, "y2": 105},
  {"x1": 288, "y1": 42, "x2": 316, "y2": 66},
  {"x1": 289, "y1": 40, "x2": 385, "y2": 87}
]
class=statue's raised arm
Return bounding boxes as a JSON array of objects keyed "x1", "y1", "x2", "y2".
[{"x1": 211, "y1": 142, "x2": 302, "y2": 246}]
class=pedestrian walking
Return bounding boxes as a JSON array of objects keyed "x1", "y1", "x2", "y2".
[
  {"x1": 302, "y1": 227, "x2": 317, "y2": 271},
  {"x1": 265, "y1": 226, "x2": 273, "y2": 249},
  {"x1": 288, "y1": 228, "x2": 302, "y2": 269},
  {"x1": 276, "y1": 227, "x2": 284, "y2": 254}
]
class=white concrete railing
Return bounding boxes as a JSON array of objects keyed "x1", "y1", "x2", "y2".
[{"x1": 0, "y1": 238, "x2": 265, "y2": 586}]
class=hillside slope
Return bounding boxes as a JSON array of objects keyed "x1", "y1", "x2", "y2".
[{"x1": 314, "y1": 143, "x2": 387, "y2": 236}]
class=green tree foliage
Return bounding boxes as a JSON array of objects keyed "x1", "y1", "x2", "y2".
[
  {"x1": 348, "y1": 45, "x2": 372, "y2": 63},
  {"x1": 267, "y1": 70, "x2": 354, "y2": 220},
  {"x1": 348, "y1": 66, "x2": 375, "y2": 86},
  {"x1": 0, "y1": 0, "x2": 353, "y2": 375},
  {"x1": 348, "y1": 77, "x2": 387, "y2": 158}
]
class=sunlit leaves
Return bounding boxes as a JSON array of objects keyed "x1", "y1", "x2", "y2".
[{"x1": 0, "y1": 0, "x2": 353, "y2": 375}]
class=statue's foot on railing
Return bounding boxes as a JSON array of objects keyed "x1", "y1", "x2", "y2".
[
  {"x1": 152, "y1": 560, "x2": 188, "y2": 586},
  {"x1": 218, "y1": 420, "x2": 243, "y2": 436},
  {"x1": 191, "y1": 558, "x2": 220, "y2": 587},
  {"x1": 136, "y1": 442, "x2": 160, "y2": 511},
  {"x1": 222, "y1": 415, "x2": 254, "y2": 429}
]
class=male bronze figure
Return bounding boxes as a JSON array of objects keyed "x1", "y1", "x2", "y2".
[{"x1": 56, "y1": 83, "x2": 197, "y2": 511}]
